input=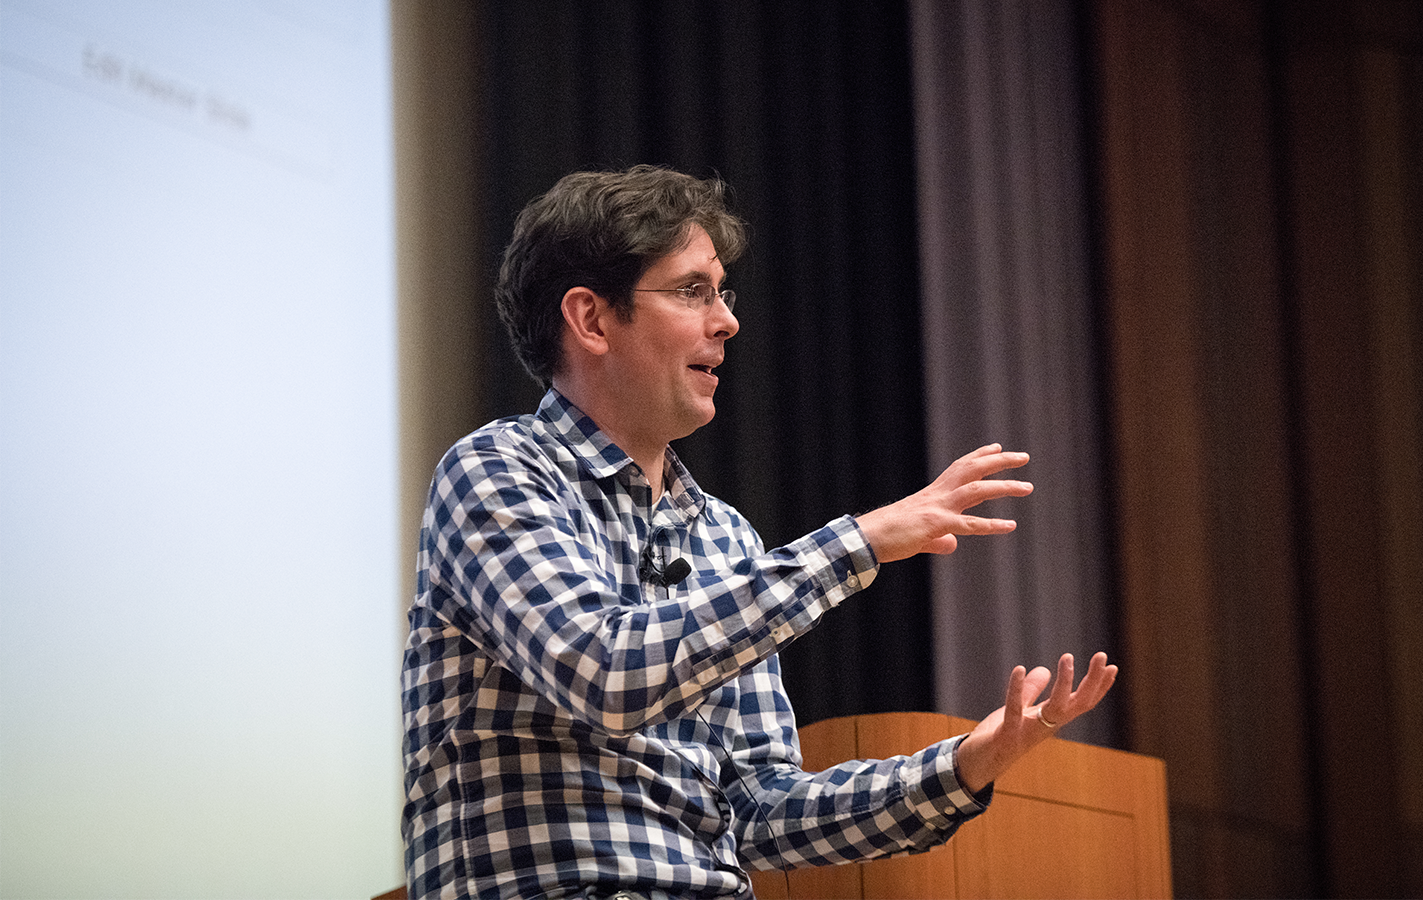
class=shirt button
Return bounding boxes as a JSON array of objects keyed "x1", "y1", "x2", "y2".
[
  {"x1": 772, "y1": 624, "x2": 793, "y2": 642},
  {"x1": 847, "y1": 574, "x2": 859, "y2": 589}
]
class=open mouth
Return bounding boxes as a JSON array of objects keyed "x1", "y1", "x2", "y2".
[{"x1": 688, "y1": 364, "x2": 715, "y2": 375}]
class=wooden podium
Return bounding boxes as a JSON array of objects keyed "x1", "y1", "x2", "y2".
[{"x1": 749, "y1": 712, "x2": 1172, "y2": 899}]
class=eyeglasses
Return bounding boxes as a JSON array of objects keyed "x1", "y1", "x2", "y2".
[{"x1": 633, "y1": 283, "x2": 736, "y2": 313}]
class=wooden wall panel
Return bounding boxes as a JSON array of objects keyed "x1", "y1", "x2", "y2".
[
  {"x1": 1091, "y1": 3, "x2": 1312, "y2": 894},
  {"x1": 1092, "y1": 0, "x2": 1422, "y2": 895}
]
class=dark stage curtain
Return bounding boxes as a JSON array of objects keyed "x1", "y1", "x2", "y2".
[{"x1": 468, "y1": 0, "x2": 935, "y2": 725}]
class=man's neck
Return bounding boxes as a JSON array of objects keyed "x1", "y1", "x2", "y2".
[
  {"x1": 625, "y1": 445, "x2": 667, "y2": 504},
  {"x1": 552, "y1": 377, "x2": 669, "y2": 502}
]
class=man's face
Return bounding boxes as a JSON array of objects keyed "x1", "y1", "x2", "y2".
[{"x1": 602, "y1": 224, "x2": 738, "y2": 447}]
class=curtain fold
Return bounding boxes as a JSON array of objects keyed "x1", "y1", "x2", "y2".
[{"x1": 910, "y1": 0, "x2": 1119, "y2": 746}]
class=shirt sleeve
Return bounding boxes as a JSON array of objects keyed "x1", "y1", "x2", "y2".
[
  {"x1": 420, "y1": 429, "x2": 879, "y2": 737},
  {"x1": 724, "y1": 659, "x2": 993, "y2": 869}
]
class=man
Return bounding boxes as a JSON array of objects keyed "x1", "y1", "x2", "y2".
[{"x1": 402, "y1": 165, "x2": 1116, "y2": 899}]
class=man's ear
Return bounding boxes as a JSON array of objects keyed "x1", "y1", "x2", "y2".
[{"x1": 560, "y1": 287, "x2": 611, "y2": 357}]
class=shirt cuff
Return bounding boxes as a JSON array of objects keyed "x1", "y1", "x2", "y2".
[
  {"x1": 904, "y1": 735, "x2": 994, "y2": 830},
  {"x1": 796, "y1": 514, "x2": 879, "y2": 605}
]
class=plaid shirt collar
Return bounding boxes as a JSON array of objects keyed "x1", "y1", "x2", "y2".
[{"x1": 537, "y1": 387, "x2": 707, "y2": 522}]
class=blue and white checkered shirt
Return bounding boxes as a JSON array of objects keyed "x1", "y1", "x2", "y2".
[{"x1": 402, "y1": 389, "x2": 990, "y2": 899}]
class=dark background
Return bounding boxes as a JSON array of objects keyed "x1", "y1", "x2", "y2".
[{"x1": 394, "y1": 1, "x2": 1423, "y2": 896}]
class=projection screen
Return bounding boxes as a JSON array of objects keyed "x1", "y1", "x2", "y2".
[{"x1": 1, "y1": 1, "x2": 402, "y2": 895}]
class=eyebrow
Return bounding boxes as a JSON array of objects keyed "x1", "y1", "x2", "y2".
[{"x1": 677, "y1": 265, "x2": 725, "y2": 286}]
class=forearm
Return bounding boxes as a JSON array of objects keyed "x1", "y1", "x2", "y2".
[{"x1": 734, "y1": 738, "x2": 991, "y2": 869}]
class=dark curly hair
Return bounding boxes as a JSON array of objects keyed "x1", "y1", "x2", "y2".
[{"x1": 495, "y1": 166, "x2": 748, "y2": 387}]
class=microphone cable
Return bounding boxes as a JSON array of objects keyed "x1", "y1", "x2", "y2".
[
  {"x1": 653, "y1": 543, "x2": 794, "y2": 894},
  {"x1": 695, "y1": 704, "x2": 795, "y2": 898}
]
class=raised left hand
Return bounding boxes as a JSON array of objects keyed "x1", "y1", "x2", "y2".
[{"x1": 954, "y1": 651, "x2": 1118, "y2": 793}]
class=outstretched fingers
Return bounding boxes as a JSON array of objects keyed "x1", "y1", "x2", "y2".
[
  {"x1": 950, "y1": 479, "x2": 1035, "y2": 517},
  {"x1": 943, "y1": 445, "x2": 1032, "y2": 490},
  {"x1": 855, "y1": 444, "x2": 1033, "y2": 563},
  {"x1": 928, "y1": 448, "x2": 1034, "y2": 541},
  {"x1": 1004, "y1": 665, "x2": 1028, "y2": 719},
  {"x1": 1073, "y1": 651, "x2": 1118, "y2": 710},
  {"x1": 1005, "y1": 663, "x2": 1052, "y2": 720},
  {"x1": 1036, "y1": 652, "x2": 1119, "y2": 729}
]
